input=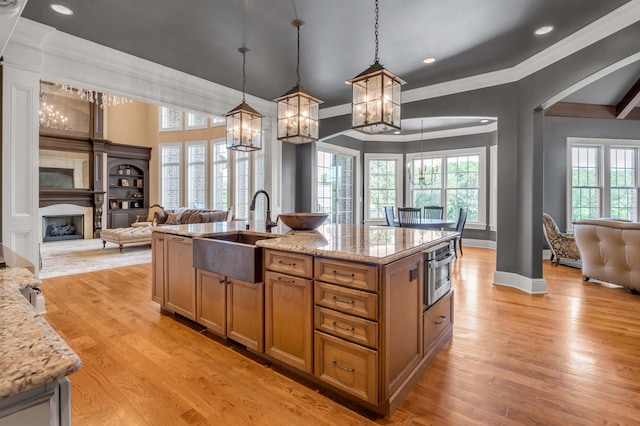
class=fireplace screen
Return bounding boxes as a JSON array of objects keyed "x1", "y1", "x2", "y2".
[{"x1": 43, "y1": 215, "x2": 84, "y2": 242}]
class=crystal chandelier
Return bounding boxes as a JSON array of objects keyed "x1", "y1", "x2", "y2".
[
  {"x1": 349, "y1": 0, "x2": 404, "y2": 134},
  {"x1": 407, "y1": 121, "x2": 440, "y2": 188},
  {"x1": 39, "y1": 93, "x2": 71, "y2": 130},
  {"x1": 57, "y1": 83, "x2": 133, "y2": 109},
  {"x1": 274, "y1": 20, "x2": 321, "y2": 144},
  {"x1": 226, "y1": 47, "x2": 263, "y2": 152}
]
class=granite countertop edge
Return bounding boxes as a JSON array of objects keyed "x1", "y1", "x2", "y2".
[{"x1": 0, "y1": 267, "x2": 82, "y2": 400}]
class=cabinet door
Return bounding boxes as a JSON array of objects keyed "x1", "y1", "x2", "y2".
[
  {"x1": 265, "y1": 271, "x2": 313, "y2": 373},
  {"x1": 110, "y1": 210, "x2": 130, "y2": 228},
  {"x1": 197, "y1": 269, "x2": 227, "y2": 336},
  {"x1": 151, "y1": 232, "x2": 165, "y2": 304},
  {"x1": 227, "y1": 278, "x2": 264, "y2": 352},
  {"x1": 164, "y1": 235, "x2": 196, "y2": 320}
]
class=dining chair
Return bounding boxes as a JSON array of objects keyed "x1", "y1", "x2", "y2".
[
  {"x1": 397, "y1": 207, "x2": 421, "y2": 226},
  {"x1": 423, "y1": 205, "x2": 444, "y2": 220},
  {"x1": 445, "y1": 207, "x2": 468, "y2": 257},
  {"x1": 384, "y1": 206, "x2": 397, "y2": 227}
]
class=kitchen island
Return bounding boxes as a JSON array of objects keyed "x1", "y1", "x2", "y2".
[
  {"x1": 0, "y1": 246, "x2": 81, "y2": 425},
  {"x1": 151, "y1": 222, "x2": 458, "y2": 416}
]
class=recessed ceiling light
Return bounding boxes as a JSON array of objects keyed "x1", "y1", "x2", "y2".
[
  {"x1": 394, "y1": 131, "x2": 401, "y2": 134},
  {"x1": 50, "y1": 4, "x2": 74, "y2": 15},
  {"x1": 534, "y1": 26, "x2": 553, "y2": 36},
  {"x1": 422, "y1": 57, "x2": 436, "y2": 64},
  {"x1": 480, "y1": 119, "x2": 490, "y2": 123}
]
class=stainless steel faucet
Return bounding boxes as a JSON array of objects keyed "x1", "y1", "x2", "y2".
[{"x1": 249, "y1": 190, "x2": 278, "y2": 233}]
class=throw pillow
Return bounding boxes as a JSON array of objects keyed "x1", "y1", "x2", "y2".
[{"x1": 165, "y1": 213, "x2": 181, "y2": 225}]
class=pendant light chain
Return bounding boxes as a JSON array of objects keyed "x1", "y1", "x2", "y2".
[
  {"x1": 374, "y1": 0, "x2": 379, "y2": 63},
  {"x1": 296, "y1": 23, "x2": 301, "y2": 86},
  {"x1": 241, "y1": 49, "x2": 247, "y2": 103}
]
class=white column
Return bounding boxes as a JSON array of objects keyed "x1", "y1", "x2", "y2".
[{"x1": 2, "y1": 65, "x2": 41, "y2": 266}]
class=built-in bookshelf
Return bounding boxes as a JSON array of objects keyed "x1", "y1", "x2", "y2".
[{"x1": 107, "y1": 153, "x2": 149, "y2": 228}]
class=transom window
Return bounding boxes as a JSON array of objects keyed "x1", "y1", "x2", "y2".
[{"x1": 159, "y1": 107, "x2": 182, "y2": 131}]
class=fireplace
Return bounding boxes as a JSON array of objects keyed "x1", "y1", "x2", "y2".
[
  {"x1": 40, "y1": 204, "x2": 93, "y2": 243},
  {"x1": 43, "y1": 215, "x2": 84, "y2": 242}
]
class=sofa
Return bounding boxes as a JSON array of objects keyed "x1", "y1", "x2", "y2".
[
  {"x1": 573, "y1": 219, "x2": 640, "y2": 293},
  {"x1": 154, "y1": 208, "x2": 229, "y2": 225}
]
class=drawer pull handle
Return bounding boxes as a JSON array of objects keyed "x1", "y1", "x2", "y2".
[
  {"x1": 277, "y1": 277, "x2": 296, "y2": 284},
  {"x1": 332, "y1": 360, "x2": 355, "y2": 372},
  {"x1": 434, "y1": 315, "x2": 446, "y2": 325},
  {"x1": 219, "y1": 278, "x2": 228, "y2": 285},
  {"x1": 332, "y1": 321, "x2": 354, "y2": 331},
  {"x1": 332, "y1": 295, "x2": 355, "y2": 305},
  {"x1": 278, "y1": 260, "x2": 296, "y2": 266},
  {"x1": 332, "y1": 270, "x2": 355, "y2": 278}
]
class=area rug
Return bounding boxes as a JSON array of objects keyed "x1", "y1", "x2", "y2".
[{"x1": 39, "y1": 238, "x2": 151, "y2": 279}]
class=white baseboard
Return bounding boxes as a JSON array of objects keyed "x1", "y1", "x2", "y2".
[
  {"x1": 463, "y1": 238, "x2": 496, "y2": 250},
  {"x1": 493, "y1": 271, "x2": 547, "y2": 294}
]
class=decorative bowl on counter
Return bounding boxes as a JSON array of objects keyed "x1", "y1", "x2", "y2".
[{"x1": 278, "y1": 213, "x2": 329, "y2": 230}]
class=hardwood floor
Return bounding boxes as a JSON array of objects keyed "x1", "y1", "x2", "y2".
[{"x1": 40, "y1": 248, "x2": 640, "y2": 425}]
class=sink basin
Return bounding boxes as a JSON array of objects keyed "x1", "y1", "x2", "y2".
[{"x1": 193, "y1": 233, "x2": 277, "y2": 282}]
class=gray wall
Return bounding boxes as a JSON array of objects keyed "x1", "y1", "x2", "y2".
[{"x1": 543, "y1": 116, "x2": 640, "y2": 231}]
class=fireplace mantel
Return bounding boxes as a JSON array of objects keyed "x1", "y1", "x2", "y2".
[{"x1": 40, "y1": 189, "x2": 104, "y2": 208}]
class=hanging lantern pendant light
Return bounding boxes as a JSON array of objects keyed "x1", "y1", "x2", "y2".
[
  {"x1": 226, "y1": 47, "x2": 263, "y2": 151},
  {"x1": 350, "y1": 0, "x2": 404, "y2": 134},
  {"x1": 275, "y1": 20, "x2": 322, "y2": 144}
]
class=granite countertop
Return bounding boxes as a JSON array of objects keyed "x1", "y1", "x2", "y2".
[
  {"x1": 0, "y1": 267, "x2": 81, "y2": 399},
  {"x1": 152, "y1": 221, "x2": 458, "y2": 265}
]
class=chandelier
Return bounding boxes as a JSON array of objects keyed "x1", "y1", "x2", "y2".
[
  {"x1": 39, "y1": 93, "x2": 71, "y2": 130},
  {"x1": 57, "y1": 83, "x2": 133, "y2": 109},
  {"x1": 274, "y1": 20, "x2": 321, "y2": 144},
  {"x1": 349, "y1": 0, "x2": 404, "y2": 134},
  {"x1": 226, "y1": 47, "x2": 263, "y2": 152},
  {"x1": 407, "y1": 121, "x2": 440, "y2": 188}
]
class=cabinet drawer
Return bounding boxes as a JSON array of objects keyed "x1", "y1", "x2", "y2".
[
  {"x1": 315, "y1": 306, "x2": 378, "y2": 349},
  {"x1": 314, "y1": 258, "x2": 377, "y2": 292},
  {"x1": 315, "y1": 282, "x2": 378, "y2": 320},
  {"x1": 314, "y1": 331, "x2": 378, "y2": 405},
  {"x1": 265, "y1": 250, "x2": 313, "y2": 279},
  {"x1": 423, "y1": 291, "x2": 453, "y2": 352}
]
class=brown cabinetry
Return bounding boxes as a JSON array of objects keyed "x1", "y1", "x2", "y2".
[
  {"x1": 163, "y1": 235, "x2": 196, "y2": 320},
  {"x1": 107, "y1": 153, "x2": 149, "y2": 228},
  {"x1": 265, "y1": 270, "x2": 313, "y2": 373},
  {"x1": 196, "y1": 268, "x2": 264, "y2": 352},
  {"x1": 151, "y1": 232, "x2": 165, "y2": 304}
]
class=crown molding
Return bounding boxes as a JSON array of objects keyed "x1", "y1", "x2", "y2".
[
  {"x1": 340, "y1": 121, "x2": 497, "y2": 142},
  {"x1": 4, "y1": 18, "x2": 276, "y2": 118},
  {"x1": 321, "y1": 0, "x2": 640, "y2": 119}
]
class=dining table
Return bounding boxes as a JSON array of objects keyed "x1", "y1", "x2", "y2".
[{"x1": 393, "y1": 218, "x2": 456, "y2": 229}]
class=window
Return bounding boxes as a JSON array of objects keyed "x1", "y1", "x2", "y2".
[
  {"x1": 210, "y1": 115, "x2": 226, "y2": 127},
  {"x1": 364, "y1": 154, "x2": 402, "y2": 223},
  {"x1": 569, "y1": 139, "x2": 640, "y2": 222},
  {"x1": 316, "y1": 143, "x2": 361, "y2": 225},
  {"x1": 159, "y1": 107, "x2": 182, "y2": 131},
  {"x1": 186, "y1": 112, "x2": 207, "y2": 130},
  {"x1": 235, "y1": 152, "x2": 250, "y2": 220},
  {"x1": 159, "y1": 143, "x2": 182, "y2": 209},
  {"x1": 211, "y1": 140, "x2": 228, "y2": 211},
  {"x1": 186, "y1": 142, "x2": 207, "y2": 209},
  {"x1": 406, "y1": 147, "x2": 486, "y2": 226}
]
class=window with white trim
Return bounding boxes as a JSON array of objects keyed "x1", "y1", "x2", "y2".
[
  {"x1": 211, "y1": 140, "x2": 229, "y2": 211},
  {"x1": 210, "y1": 115, "x2": 226, "y2": 127},
  {"x1": 159, "y1": 107, "x2": 182, "y2": 131},
  {"x1": 186, "y1": 141, "x2": 207, "y2": 209},
  {"x1": 159, "y1": 143, "x2": 182, "y2": 209},
  {"x1": 406, "y1": 147, "x2": 486, "y2": 226},
  {"x1": 569, "y1": 139, "x2": 640, "y2": 222},
  {"x1": 186, "y1": 112, "x2": 207, "y2": 130},
  {"x1": 364, "y1": 154, "x2": 403, "y2": 223}
]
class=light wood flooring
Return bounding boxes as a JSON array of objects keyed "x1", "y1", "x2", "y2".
[{"x1": 40, "y1": 247, "x2": 640, "y2": 425}]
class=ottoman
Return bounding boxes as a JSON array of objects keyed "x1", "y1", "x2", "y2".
[{"x1": 101, "y1": 227, "x2": 153, "y2": 253}]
